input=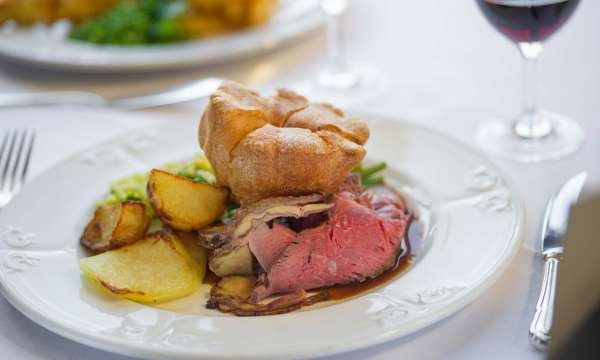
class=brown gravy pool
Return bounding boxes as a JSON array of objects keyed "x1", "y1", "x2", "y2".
[{"x1": 327, "y1": 253, "x2": 413, "y2": 300}]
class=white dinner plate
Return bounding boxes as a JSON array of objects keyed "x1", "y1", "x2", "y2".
[
  {"x1": 0, "y1": 0, "x2": 323, "y2": 72},
  {"x1": 0, "y1": 112, "x2": 522, "y2": 359}
]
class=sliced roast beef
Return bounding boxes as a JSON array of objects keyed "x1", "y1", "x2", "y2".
[
  {"x1": 337, "y1": 172, "x2": 363, "y2": 195},
  {"x1": 207, "y1": 194, "x2": 333, "y2": 276},
  {"x1": 250, "y1": 187, "x2": 409, "y2": 302},
  {"x1": 247, "y1": 222, "x2": 297, "y2": 272},
  {"x1": 364, "y1": 184, "x2": 408, "y2": 230},
  {"x1": 203, "y1": 173, "x2": 410, "y2": 307}
]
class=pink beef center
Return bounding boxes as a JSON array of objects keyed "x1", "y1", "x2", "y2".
[
  {"x1": 248, "y1": 222, "x2": 297, "y2": 272},
  {"x1": 250, "y1": 193, "x2": 408, "y2": 302}
]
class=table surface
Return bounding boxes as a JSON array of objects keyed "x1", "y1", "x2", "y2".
[{"x1": 0, "y1": 1, "x2": 599, "y2": 359}]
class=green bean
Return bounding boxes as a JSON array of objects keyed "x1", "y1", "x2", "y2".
[
  {"x1": 361, "y1": 162, "x2": 387, "y2": 178},
  {"x1": 363, "y1": 175, "x2": 384, "y2": 187}
]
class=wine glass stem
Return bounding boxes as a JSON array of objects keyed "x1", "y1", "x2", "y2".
[
  {"x1": 522, "y1": 57, "x2": 537, "y2": 119},
  {"x1": 317, "y1": 1, "x2": 358, "y2": 90},
  {"x1": 514, "y1": 42, "x2": 552, "y2": 139},
  {"x1": 327, "y1": 12, "x2": 346, "y2": 73}
]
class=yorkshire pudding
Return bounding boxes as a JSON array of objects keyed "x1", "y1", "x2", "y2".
[{"x1": 199, "y1": 81, "x2": 369, "y2": 204}]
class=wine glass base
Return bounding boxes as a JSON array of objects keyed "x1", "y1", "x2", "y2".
[
  {"x1": 292, "y1": 62, "x2": 386, "y2": 108},
  {"x1": 476, "y1": 111, "x2": 583, "y2": 162}
]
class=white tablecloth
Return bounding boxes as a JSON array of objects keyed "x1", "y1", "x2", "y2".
[{"x1": 1, "y1": 1, "x2": 599, "y2": 359}]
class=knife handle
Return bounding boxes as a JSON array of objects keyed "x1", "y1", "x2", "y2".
[{"x1": 529, "y1": 256, "x2": 560, "y2": 351}]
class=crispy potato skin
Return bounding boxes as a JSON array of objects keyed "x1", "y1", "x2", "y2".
[
  {"x1": 1, "y1": 0, "x2": 277, "y2": 28},
  {"x1": 80, "y1": 200, "x2": 150, "y2": 253},
  {"x1": 186, "y1": 0, "x2": 278, "y2": 30},
  {"x1": 147, "y1": 169, "x2": 228, "y2": 231},
  {"x1": 112, "y1": 201, "x2": 151, "y2": 246},
  {"x1": 0, "y1": 0, "x2": 118, "y2": 24}
]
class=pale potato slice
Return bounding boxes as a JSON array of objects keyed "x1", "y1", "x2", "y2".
[
  {"x1": 81, "y1": 201, "x2": 150, "y2": 253},
  {"x1": 147, "y1": 169, "x2": 227, "y2": 231},
  {"x1": 80, "y1": 230, "x2": 200, "y2": 303},
  {"x1": 176, "y1": 231, "x2": 208, "y2": 282}
]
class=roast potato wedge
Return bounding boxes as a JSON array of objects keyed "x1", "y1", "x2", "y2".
[
  {"x1": 147, "y1": 169, "x2": 227, "y2": 231},
  {"x1": 81, "y1": 200, "x2": 150, "y2": 253},
  {"x1": 80, "y1": 230, "x2": 200, "y2": 303}
]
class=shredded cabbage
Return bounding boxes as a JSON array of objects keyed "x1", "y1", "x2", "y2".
[{"x1": 164, "y1": 156, "x2": 216, "y2": 184}]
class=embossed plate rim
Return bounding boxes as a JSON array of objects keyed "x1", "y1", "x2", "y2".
[{"x1": 0, "y1": 111, "x2": 523, "y2": 359}]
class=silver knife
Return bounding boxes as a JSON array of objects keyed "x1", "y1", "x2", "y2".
[
  {"x1": 529, "y1": 172, "x2": 587, "y2": 350},
  {"x1": 0, "y1": 77, "x2": 223, "y2": 110}
]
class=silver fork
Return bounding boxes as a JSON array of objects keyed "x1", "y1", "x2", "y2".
[{"x1": 0, "y1": 129, "x2": 35, "y2": 208}]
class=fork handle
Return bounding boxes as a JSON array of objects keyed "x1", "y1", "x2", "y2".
[
  {"x1": 0, "y1": 92, "x2": 106, "y2": 108},
  {"x1": 529, "y1": 256, "x2": 560, "y2": 351}
]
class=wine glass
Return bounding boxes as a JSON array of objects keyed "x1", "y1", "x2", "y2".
[
  {"x1": 294, "y1": 0, "x2": 385, "y2": 107},
  {"x1": 476, "y1": 0, "x2": 581, "y2": 162}
]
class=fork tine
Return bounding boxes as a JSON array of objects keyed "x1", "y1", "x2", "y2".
[
  {"x1": 0, "y1": 130, "x2": 17, "y2": 191},
  {"x1": 19, "y1": 129, "x2": 35, "y2": 185},
  {"x1": 0, "y1": 132, "x2": 8, "y2": 190},
  {"x1": 0, "y1": 132, "x2": 9, "y2": 174},
  {"x1": 9, "y1": 129, "x2": 27, "y2": 191},
  {"x1": 20, "y1": 129, "x2": 35, "y2": 186}
]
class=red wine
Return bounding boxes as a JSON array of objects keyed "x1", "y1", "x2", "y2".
[{"x1": 477, "y1": 0, "x2": 579, "y2": 43}]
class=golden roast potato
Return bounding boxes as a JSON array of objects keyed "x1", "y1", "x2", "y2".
[
  {"x1": 80, "y1": 200, "x2": 150, "y2": 253},
  {"x1": 147, "y1": 169, "x2": 228, "y2": 231},
  {"x1": 0, "y1": 0, "x2": 117, "y2": 24},
  {"x1": 187, "y1": 0, "x2": 278, "y2": 27}
]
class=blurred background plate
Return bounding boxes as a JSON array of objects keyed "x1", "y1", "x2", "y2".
[{"x1": 0, "y1": 0, "x2": 323, "y2": 72}]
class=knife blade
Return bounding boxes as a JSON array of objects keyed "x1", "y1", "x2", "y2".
[{"x1": 529, "y1": 172, "x2": 587, "y2": 351}]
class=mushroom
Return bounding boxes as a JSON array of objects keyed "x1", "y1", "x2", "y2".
[{"x1": 205, "y1": 194, "x2": 333, "y2": 277}]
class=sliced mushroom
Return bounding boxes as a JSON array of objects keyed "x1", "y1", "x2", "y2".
[
  {"x1": 233, "y1": 201, "x2": 333, "y2": 238},
  {"x1": 207, "y1": 275, "x2": 329, "y2": 316},
  {"x1": 210, "y1": 245, "x2": 254, "y2": 276},
  {"x1": 198, "y1": 224, "x2": 229, "y2": 249},
  {"x1": 207, "y1": 194, "x2": 333, "y2": 277}
]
